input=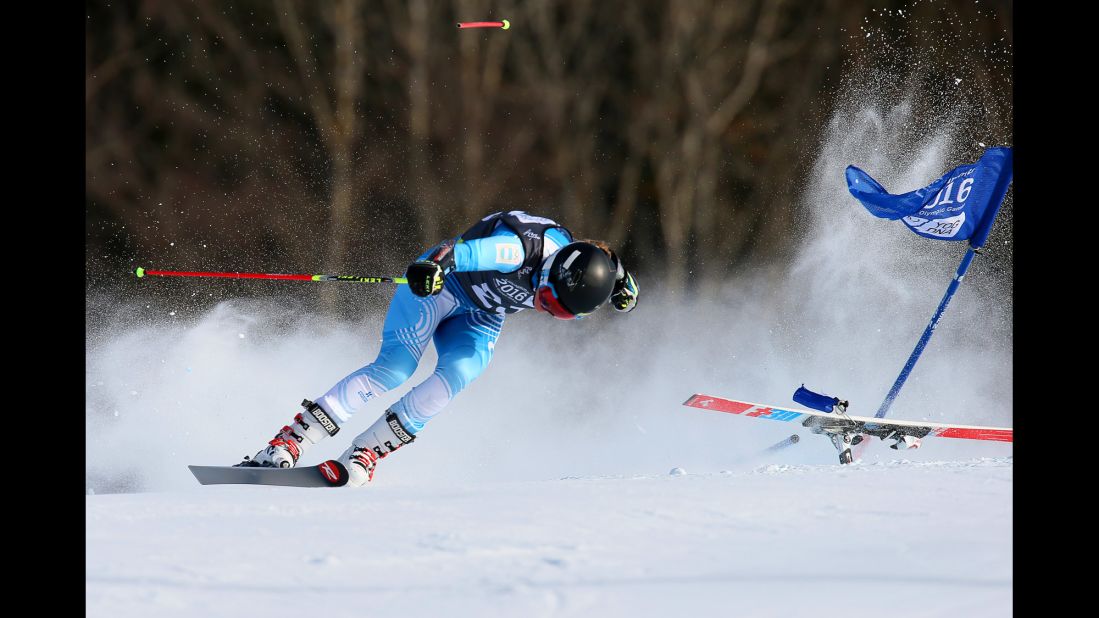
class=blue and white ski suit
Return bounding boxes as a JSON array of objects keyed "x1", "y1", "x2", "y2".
[{"x1": 316, "y1": 211, "x2": 573, "y2": 435}]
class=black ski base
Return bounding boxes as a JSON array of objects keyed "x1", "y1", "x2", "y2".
[{"x1": 188, "y1": 460, "x2": 350, "y2": 487}]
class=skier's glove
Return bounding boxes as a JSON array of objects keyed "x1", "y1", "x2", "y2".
[
  {"x1": 405, "y1": 240, "x2": 456, "y2": 297},
  {"x1": 611, "y1": 271, "x2": 639, "y2": 312},
  {"x1": 608, "y1": 250, "x2": 638, "y2": 313},
  {"x1": 406, "y1": 261, "x2": 445, "y2": 296}
]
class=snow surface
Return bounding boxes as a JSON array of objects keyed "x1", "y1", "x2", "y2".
[{"x1": 86, "y1": 457, "x2": 1012, "y2": 617}]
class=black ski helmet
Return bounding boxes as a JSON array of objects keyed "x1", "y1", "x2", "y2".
[{"x1": 535, "y1": 242, "x2": 616, "y2": 319}]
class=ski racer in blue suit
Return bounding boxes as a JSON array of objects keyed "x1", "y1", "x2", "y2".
[{"x1": 242, "y1": 211, "x2": 640, "y2": 486}]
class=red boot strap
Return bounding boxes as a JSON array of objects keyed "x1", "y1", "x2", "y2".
[
  {"x1": 357, "y1": 448, "x2": 378, "y2": 464},
  {"x1": 350, "y1": 449, "x2": 378, "y2": 482},
  {"x1": 268, "y1": 437, "x2": 302, "y2": 460}
]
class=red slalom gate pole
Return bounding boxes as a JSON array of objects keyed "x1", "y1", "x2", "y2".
[{"x1": 133, "y1": 267, "x2": 407, "y2": 285}]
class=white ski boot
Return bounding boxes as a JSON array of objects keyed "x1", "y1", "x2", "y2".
[
  {"x1": 339, "y1": 409, "x2": 416, "y2": 486},
  {"x1": 240, "y1": 399, "x2": 342, "y2": 468}
]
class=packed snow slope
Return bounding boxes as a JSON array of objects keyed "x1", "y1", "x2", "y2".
[{"x1": 87, "y1": 458, "x2": 1011, "y2": 618}]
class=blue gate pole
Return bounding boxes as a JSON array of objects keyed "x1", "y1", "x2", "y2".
[{"x1": 873, "y1": 246, "x2": 978, "y2": 419}]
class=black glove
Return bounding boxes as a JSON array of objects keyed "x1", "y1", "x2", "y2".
[
  {"x1": 406, "y1": 261, "x2": 445, "y2": 296},
  {"x1": 405, "y1": 240, "x2": 456, "y2": 297},
  {"x1": 608, "y1": 250, "x2": 638, "y2": 313},
  {"x1": 611, "y1": 271, "x2": 639, "y2": 312}
]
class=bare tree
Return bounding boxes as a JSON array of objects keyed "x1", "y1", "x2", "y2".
[
  {"x1": 622, "y1": 0, "x2": 799, "y2": 296},
  {"x1": 508, "y1": 1, "x2": 614, "y2": 236},
  {"x1": 276, "y1": 0, "x2": 365, "y2": 271}
]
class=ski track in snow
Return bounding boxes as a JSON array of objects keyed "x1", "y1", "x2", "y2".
[{"x1": 86, "y1": 457, "x2": 1012, "y2": 618}]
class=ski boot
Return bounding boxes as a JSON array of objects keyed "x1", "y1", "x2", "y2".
[
  {"x1": 238, "y1": 399, "x2": 341, "y2": 468},
  {"x1": 830, "y1": 431, "x2": 864, "y2": 465},
  {"x1": 339, "y1": 409, "x2": 416, "y2": 486}
]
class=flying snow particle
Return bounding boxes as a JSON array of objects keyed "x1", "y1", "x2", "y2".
[{"x1": 238, "y1": 333, "x2": 246, "y2": 339}]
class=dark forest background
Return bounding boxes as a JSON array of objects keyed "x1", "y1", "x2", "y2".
[{"x1": 86, "y1": 0, "x2": 1012, "y2": 315}]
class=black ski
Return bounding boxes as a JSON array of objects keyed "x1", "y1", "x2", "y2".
[{"x1": 188, "y1": 460, "x2": 350, "y2": 488}]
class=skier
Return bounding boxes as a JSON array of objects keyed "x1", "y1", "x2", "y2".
[{"x1": 239, "y1": 210, "x2": 639, "y2": 486}]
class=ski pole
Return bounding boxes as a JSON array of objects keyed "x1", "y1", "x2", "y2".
[
  {"x1": 133, "y1": 267, "x2": 407, "y2": 285},
  {"x1": 457, "y1": 19, "x2": 510, "y2": 29},
  {"x1": 762, "y1": 434, "x2": 800, "y2": 453}
]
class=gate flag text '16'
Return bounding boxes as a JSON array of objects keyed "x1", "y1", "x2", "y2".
[{"x1": 845, "y1": 146, "x2": 1012, "y2": 248}]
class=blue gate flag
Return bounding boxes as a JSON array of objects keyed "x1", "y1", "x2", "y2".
[{"x1": 845, "y1": 146, "x2": 1012, "y2": 248}]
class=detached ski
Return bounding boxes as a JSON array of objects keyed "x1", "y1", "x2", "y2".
[
  {"x1": 684, "y1": 393, "x2": 1012, "y2": 464},
  {"x1": 188, "y1": 460, "x2": 350, "y2": 487},
  {"x1": 683, "y1": 394, "x2": 1013, "y2": 442}
]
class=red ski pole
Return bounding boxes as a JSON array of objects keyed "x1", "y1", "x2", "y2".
[
  {"x1": 457, "y1": 19, "x2": 510, "y2": 29},
  {"x1": 133, "y1": 267, "x2": 407, "y2": 285}
]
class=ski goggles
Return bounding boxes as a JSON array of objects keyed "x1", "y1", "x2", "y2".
[{"x1": 535, "y1": 281, "x2": 578, "y2": 320}]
